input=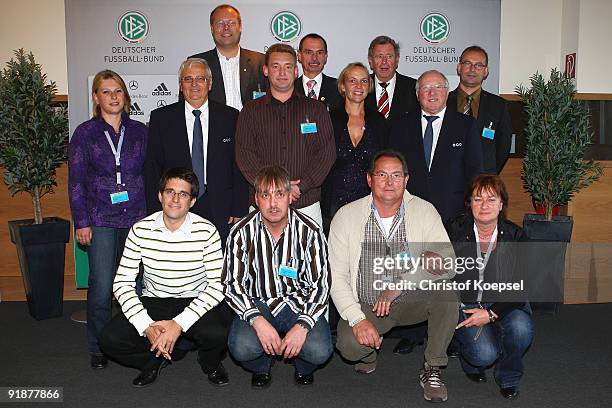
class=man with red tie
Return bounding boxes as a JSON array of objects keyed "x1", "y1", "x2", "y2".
[{"x1": 365, "y1": 36, "x2": 419, "y2": 121}]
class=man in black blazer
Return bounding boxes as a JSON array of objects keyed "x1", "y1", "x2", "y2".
[
  {"x1": 365, "y1": 36, "x2": 419, "y2": 121},
  {"x1": 448, "y1": 45, "x2": 513, "y2": 174},
  {"x1": 189, "y1": 4, "x2": 266, "y2": 110},
  {"x1": 145, "y1": 57, "x2": 248, "y2": 243},
  {"x1": 389, "y1": 70, "x2": 483, "y2": 223},
  {"x1": 295, "y1": 33, "x2": 341, "y2": 111}
]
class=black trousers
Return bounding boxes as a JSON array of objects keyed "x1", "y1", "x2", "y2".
[{"x1": 99, "y1": 297, "x2": 229, "y2": 373}]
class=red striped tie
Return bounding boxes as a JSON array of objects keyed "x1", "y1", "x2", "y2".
[{"x1": 377, "y1": 82, "x2": 389, "y2": 119}]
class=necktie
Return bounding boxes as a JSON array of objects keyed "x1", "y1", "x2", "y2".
[
  {"x1": 377, "y1": 82, "x2": 390, "y2": 119},
  {"x1": 192, "y1": 109, "x2": 205, "y2": 197},
  {"x1": 463, "y1": 94, "x2": 473, "y2": 116},
  {"x1": 423, "y1": 115, "x2": 439, "y2": 170},
  {"x1": 307, "y1": 79, "x2": 317, "y2": 99}
]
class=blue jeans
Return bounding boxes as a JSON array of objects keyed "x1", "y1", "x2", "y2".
[
  {"x1": 228, "y1": 301, "x2": 333, "y2": 375},
  {"x1": 87, "y1": 226, "x2": 129, "y2": 354},
  {"x1": 455, "y1": 303, "x2": 534, "y2": 388}
]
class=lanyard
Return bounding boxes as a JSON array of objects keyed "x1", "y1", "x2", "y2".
[
  {"x1": 474, "y1": 223, "x2": 498, "y2": 302},
  {"x1": 104, "y1": 126, "x2": 125, "y2": 185},
  {"x1": 372, "y1": 202, "x2": 405, "y2": 257}
]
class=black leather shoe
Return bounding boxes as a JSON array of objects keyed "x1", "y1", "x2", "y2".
[
  {"x1": 251, "y1": 373, "x2": 272, "y2": 389},
  {"x1": 500, "y1": 387, "x2": 519, "y2": 399},
  {"x1": 207, "y1": 363, "x2": 229, "y2": 387},
  {"x1": 393, "y1": 339, "x2": 422, "y2": 355},
  {"x1": 294, "y1": 371, "x2": 314, "y2": 387},
  {"x1": 90, "y1": 355, "x2": 108, "y2": 370},
  {"x1": 465, "y1": 372, "x2": 487, "y2": 383},
  {"x1": 132, "y1": 360, "x2": 169, "y2": 388}
]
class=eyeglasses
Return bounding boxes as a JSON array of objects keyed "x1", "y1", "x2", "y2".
[
  {"x1": 181, "y1": 76, "x2": 209, "y2": 84},
  {"x1": 162, "y1": 189, "x2": 192, "y2": 200},
  {"x1": 373, "y1": 54, "x2": 396, "y2": 62},
  {"x1": 418, "y1": 84, "x2": 448, "y2": 92},
  {"x1": 371, "y1": 172, "x2": 405, "y2": 182},
  {"x1": 213, "y1": 20, "x2": 238, "y2": 30},
  {"x1": 459, "y1": 61, "x2": 487, "y2": 71},
  {"x1": 472, "y1": 196, "x2": 500, "y2": 206},
  {"x1": 346, "y1": 78, "x2": 369, "y2": 86}
]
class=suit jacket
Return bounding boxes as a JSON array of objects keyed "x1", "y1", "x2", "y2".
[
  {"x1": 144, "y1": 100, "x2": 249, "y2": 242},
  {"x1": 447, "y1": 88, "x2": 513, "y2": 174},
  {"x1": 190, "y1": 47, "x2": 267, "y2": 107},
  {"x1": 365, "y1": 72, "x2": 419, "y2": 121},
  {"x1": 295, "y1": 73, "x2": 342, "y2": 111},
  {"x1": 388, "y1": 110, "x2": 483, "y2": 223}
]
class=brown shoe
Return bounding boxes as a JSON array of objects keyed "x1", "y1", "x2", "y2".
[
  {"x1": 354, "y1": 360, "x2": 377, "y2": 374},
  {"x1": 419, "y1": 362, "x2": 448, "y2": 402}
]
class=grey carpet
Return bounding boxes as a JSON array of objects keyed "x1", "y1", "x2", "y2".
[{"x1": 1, "y1": 301, "x2": 610, "y2": 408}]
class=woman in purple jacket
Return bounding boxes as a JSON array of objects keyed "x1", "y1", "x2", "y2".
[{"x1": 68, "y1": 70, "x2": 147, "y2": 369}]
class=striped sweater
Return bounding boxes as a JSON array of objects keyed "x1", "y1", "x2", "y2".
[{"x1": 113, "y1": 211, "x2": 224, "y2": 335}]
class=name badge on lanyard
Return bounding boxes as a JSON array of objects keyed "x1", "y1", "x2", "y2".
[{"x1": 104, "y1": 126, "x2": 129, "y2": 204}]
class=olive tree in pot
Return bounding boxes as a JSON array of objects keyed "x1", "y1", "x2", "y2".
[
  {"x1": 0, "y1": 49, "x2": 70, "y2": 319},
  {"x1": 516, "y1": 69, "x2": 602, "y2": 310}
]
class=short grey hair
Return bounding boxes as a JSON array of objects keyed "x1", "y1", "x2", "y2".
[
  {"x1": 415, "y1": 70, "x2": 449, "y2": 90},
  {"x1": 368, "y1": 35, "x2": 400, "y2": 58},
  {"x1": 178, "y1": 58, "x2": 212, "y2": 82}
]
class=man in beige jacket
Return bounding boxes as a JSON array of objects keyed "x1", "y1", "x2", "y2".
[{"x1": 329, "y1": 149, "x2": 459, "y2": 403}]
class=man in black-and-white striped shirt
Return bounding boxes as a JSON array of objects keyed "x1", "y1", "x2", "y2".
[
  {"x1": 223, "y1": 165, "x2": 332, "y2": 389},
  {"x1": 100, "y1": 168, "x2": 230, "y2": 388}
]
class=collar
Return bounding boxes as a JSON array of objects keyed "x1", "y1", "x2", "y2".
[
  {"x1": 216, "y1": 47, "x2": 240, "y2": 62},
  {"x1": 255, "y1": 208, "x2": 293, "y2": 242},
  {"x1": 375, "y1": 72, "x2": 396, "y2": 87},
  {"x1": 263, "y1": 91, "x2": 299, "y2": 105},
  {"x1": 96, "y1": 111, "x2": 129, "y2": 133},
  {"x1": 421, "y1": 106, "x2": 446, "y2": 120},
  {"x1": 152, "y1": 211, "x2": 193, "y2": 236},
  {"x1": 302, "y1": 72, "x2": 323, "y2": 87},
  {"x1": 458, "y1": 86, "x2": 481, "y2": 99},
  {"x1": 185, "y1": 100, "x2": 209, "y2": 116}
]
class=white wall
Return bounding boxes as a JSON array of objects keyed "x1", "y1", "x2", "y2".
[
  {"x1": 577, "y1": 0, "x2": 612, "y2": 93},
  {"x1": 0, "y1": 0, "x2": 68, "y2": 94},
  {"x1": 499, "y1": 0, "x2": 563, "y2": 93},
  {"x1": 1, "y1": 0, "x2": 610, "y2": 97}
]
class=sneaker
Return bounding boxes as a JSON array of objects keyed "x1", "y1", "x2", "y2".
[
  {"x1": 354, "y1": 360, "x2": 377, "y2": 374},
  {"x1": 419, "y1": 362, "x2": 448, "y2": 402}
]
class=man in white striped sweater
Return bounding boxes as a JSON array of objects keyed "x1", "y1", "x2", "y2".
[
  {"x1": 223, "y1": 165, "x2": 333, "y2": 389},
  {"x1": 100, "y1": 168, "x2": 230, "y2": 388}
]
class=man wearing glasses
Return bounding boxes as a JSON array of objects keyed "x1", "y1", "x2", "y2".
[
  {"x1": 190, "y1": 4, "x2": 266, "y2": 110},
  {"x1": 145, "y1": 57, "x2": 248, "y2": 243},
  {"x1": 328, "y1": 150, "x2": 458, "y2": 402},
  {"x1": 448, "y1": 45, "x2": 513, "y2": 174},
  {"x1": 295, "y1": 33, "x2": 341, "y2": 111},
  {"x1": 100, "y1": 167, "x2": 231, "y2": 387},
  {"x1": 389, "y1": 70, "x2": 483, "y2": 224},
  {"x1": 365, "y1": 36, "x2": 419, "y2": 121}
]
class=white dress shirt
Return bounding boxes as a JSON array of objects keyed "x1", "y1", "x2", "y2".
[
  {"x1": 217, "y1": 48, "x2": 242, "y2": 111},
  {"x1": 184, "y1": 100, "x2": 209, "y2": 183},
  {"x1": 302, "y1": 72, "x2": 323, "y2": 99},
  {"x1": 420, "y1": 107, "x2": 446, "y2": 171},
  {"x1": 374, "y1": 73, "x2": 397, "y2": 110}
]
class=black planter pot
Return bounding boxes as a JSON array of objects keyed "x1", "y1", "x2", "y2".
[
  {"x1": 8, "y1": 217, "x2": 70, "y2": 320},
  {"x1": 523, "y1": 214, "x2": 573, "y2": 314}
]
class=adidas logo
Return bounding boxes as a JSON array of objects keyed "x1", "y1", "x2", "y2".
[
  {"x1": 152, "y1": 82, "x2": 171, "y2": 96},
  {"x1": 130, "y1": 102, "x2": 145, "y2": 116}
]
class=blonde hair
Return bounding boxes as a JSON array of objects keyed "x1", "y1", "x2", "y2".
[
  {"x1": 337, "y1": 62, "x2": 373, "y2": 97},
  {"x1": 91, "y1": 70, "x2": 131, "y2": 118}
]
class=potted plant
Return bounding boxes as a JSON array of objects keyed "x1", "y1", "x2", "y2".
[
  {"x1": 516, "y1": 68, "x2": 602, "y2": 310},
  {"x1": 0, "y1": 49, "x2": 70, "y2": 319}
]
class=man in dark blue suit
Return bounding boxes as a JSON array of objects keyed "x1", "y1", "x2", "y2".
[
  {"x1": 389, "y1": 70, "x2": 483, "y2": 223},
  {"x1": 388, "y1": 70, "x2": 483, "y2": 355},
  {"x1": 145, "y1": 57, "x2": 248, "y2": 243}
]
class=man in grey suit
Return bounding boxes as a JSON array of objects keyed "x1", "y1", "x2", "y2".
[{"x1": 190, "y1": 4, "x2": 266, "y2": 111}]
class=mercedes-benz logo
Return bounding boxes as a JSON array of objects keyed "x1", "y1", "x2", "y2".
[
  {"x1": 157, "y1": 100, "x2": 166, "y2": 107},
  {"x1": 129, "y1": 80, "x2": 139, "y2": 90}
]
